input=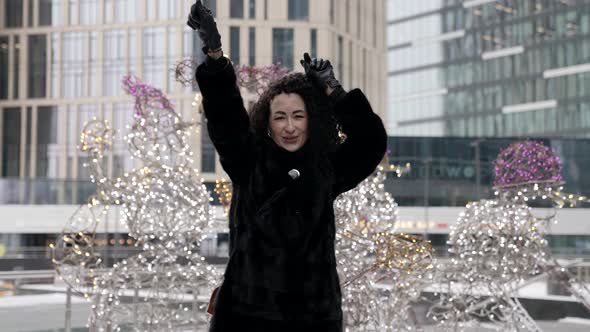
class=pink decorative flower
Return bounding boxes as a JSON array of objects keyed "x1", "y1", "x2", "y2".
[
  {"x1": 122, "y1": 75, "x2": 175, "y2": 117},
  {"x1": 493, "y1": 140, "x2": 562, "y2": 187}
]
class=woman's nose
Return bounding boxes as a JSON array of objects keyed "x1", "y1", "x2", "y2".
[{"x1": 285, "y1": 119, "x2": 296, "y2": 132}]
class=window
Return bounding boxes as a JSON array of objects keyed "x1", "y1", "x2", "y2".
[
  {"x1": 345, "y1": 0, "x2": 350, "y2": 32},
  {"x1": 230, "y1": 26, "x2": 240, "y2": 65},
  {"x1": 183, "y1": 29, "x2": 204, "y2": 92},
  {"x1": 373, "y1": 0, "x2": 377, "y2": 47},
  {"x1": 147, "y1": 0, "x2": 156, "y2": 20},
  {"x1": 39, "y1": 0, "x2": 62, "y2": 26},
  {"x1": 0, "y1": 37, "x2": 8, "y2": 99},
  {"x1": 272, "y1": 28, "x2": 294, "y2": 70},
  {"x1": 310, "y1": 29, "x2": 317, "y2": 58},
  {"x1": 249, "y1": 27, "x2": 256, "y2": 66},
  {"x1": 27, "y1": 0, "x2": 33, "y2": 26},
  {"x1": 28, "y1": 35, "x2": 47, "y2": 98},
  {"x1": 105, "y1": 0, "x2": 113, "y2": 23},
  {"x1": 89, "y1": 32, "x2": 98, "y2": 96},
  {"x1": 337, "y1": 35, "x2": 343, "y2": 86},
  {"x1": 114, "y1": 0, "x2": 138, "y2": 23},
  {"x1": 357, "y1": 0, "x2": 361, "y2": 37},
  {"x1": 129, "y1": 29, "x2": 138, "y2": 75},
  {"x1": 167, "y1": 26, "x2": 179, "y2": 92},
  {"x1": 201, "y1": 125, "x2": 216, "y2": 173},
  {"x1": 112, "y1": 102, "x2": 134, "y2": 177},
  {"x1": 13, "y1": 36, "x2": 19, "y2": 98},
  {"x1": 349, "y1": 40, "x2": 353, "y2": 88},
  {"x1": 230, "y1": 0, "x2": 244, "y2": 18},
  {"x1": 330, "y1": 0, "x2": 334, "y2": 25},
  {"x1": 104, "y1": 30, "x2": 125, "y2": 96},
  {"x1": 249, "y1": 0, "x2": 255, "y2": 18},
  {"x1": 158, "y1": 0, "x2": 178, "y2": 20},
  {"x1": 68, "y1": 0, "x2": 76, "y2": 25},
  {"x1": 25, "y1": 107, "x2": 32, "y2": 177},
  {"x1": 79, "y1": 0, "x2": 99, "y2": 25},
  {"x1": 157, "y1": 0, "x2": 171, "y2": 20},
  {"x1": 36, "y1": 106, "x2": 59, "y2": 178},
  {"x1": 76, "y1": 104, "x2": 99, "y2": 180},
  {"x1": 1, "y1": 108, "x2": 21, "y2": 177},
  {"x1": 264, "y1": 0, "x2": 267, "y2": 19},
  {"x1": 363, "y1": 48, "x2": 367, "y2": 91},
  {"x1": 202, "y1": 0, "x2": 216, "y2": 16},
  {"x1": 143, "y1": 27, "x2": 166, "y2": 90},
  {"x1": 62, "y1": 32, "x2": 86, "y2": 97},
  {"x1": 5, "y1": 0, "x2": 24, "y2": 28},
  {"x1": 288, "y1": 0, "x2": 308, "y2": 21}
]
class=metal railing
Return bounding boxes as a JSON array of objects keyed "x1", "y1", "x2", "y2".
[
  {"x1": 3, "y1": 245, "x2": 590, "y2": 261},
  {"x1": 2, "y1": 246, "x2": 144, "y2": 259},
  {"x1": 0, "y1": 178, "x2": 223, "y2": 205},
  {"x1": 430, "y1": 245, "x2": 590, "y2": 260}
]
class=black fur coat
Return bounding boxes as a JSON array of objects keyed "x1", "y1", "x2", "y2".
[{"x1": 196, "y1": 56, "x2": 387, "y2": 322}]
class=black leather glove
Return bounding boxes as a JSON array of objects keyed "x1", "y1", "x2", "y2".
[
  {"x1": 300, "y1": 52, "x2": 346, "y2": 100},
  {"x1": 187, "y1": 0, "x2": 222, "y2": 54}
]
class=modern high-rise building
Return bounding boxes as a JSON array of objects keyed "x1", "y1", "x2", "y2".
[
  {"x1": 0, "y1": 0, "x2": 387, "y2": 255},
  {"x1": 384, "y1": 1, "x2": 590, "y2": 259},
  {"x1": 387, "y1": 0, "x2": 590, "y2": 137}
]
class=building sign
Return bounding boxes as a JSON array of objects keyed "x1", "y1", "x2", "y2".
[{"x1": 390, "y1": 161, "x2": 485, "y2": 182}]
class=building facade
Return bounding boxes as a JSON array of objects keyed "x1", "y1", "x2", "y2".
[
  {"x1": 387, "y1": 0, "x2": 590, "y2": 137},
  {"x1": 0, "y1": 0, "x2": 387, "y2": 254},
  {"x1": 0, "y1": 0, "x2": 387, "y2": 204}
]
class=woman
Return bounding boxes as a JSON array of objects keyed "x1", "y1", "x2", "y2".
[{"x1": 188, "y1": 1, "x2": 387, "y2": 331}]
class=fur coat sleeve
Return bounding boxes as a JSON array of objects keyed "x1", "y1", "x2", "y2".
[
  {"x1": 330, "y1": 89, "x2": 388, "y2": 196},
  {"x1": 195, "y1": 56, "x2": 255, "y2": 184}
]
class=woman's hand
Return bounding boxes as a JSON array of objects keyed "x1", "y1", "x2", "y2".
[
  {"x1": 300, "y1": 52, "x2": 343, "y2": 97},
  {"x1": 187, "y1": 0, "x2": 222, "y2": 57}
]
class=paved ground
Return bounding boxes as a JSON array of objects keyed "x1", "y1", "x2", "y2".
[
  {"x1": 1, "y1": 294, "x2": 589, "y2": 332},
  {"x1": 0, "y1": 299, "x2": 92, "y2": 332},
  {"x1": 420, "y1": 321, "x2": 590, "y2": 331}
]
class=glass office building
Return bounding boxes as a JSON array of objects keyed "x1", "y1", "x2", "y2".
[{"x1": 388, "y1": 0, "x2": 590, "y2": 137}]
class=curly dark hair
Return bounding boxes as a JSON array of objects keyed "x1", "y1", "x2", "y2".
[{"x1": 249, "y1": 72, "x2": 341, "y2": 154}]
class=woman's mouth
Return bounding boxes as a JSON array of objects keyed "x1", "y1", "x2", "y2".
[{"x1": 283, "y1": 136, "x2": 298, "y2": 144}]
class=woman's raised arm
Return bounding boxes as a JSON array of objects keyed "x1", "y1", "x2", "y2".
[
  {"x1": 329, "y1": 89, "x2": 387, "y2": 196},
  {"x1": 189, "y1": 0, "x2": 255, "y2": 184},
  {"x1": 300, "y1": 52, "x2": 387, "y2": 196}
]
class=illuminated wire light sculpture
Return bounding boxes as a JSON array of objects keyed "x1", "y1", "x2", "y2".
[
  {"x1": 234, "y1": 63, "x2": 291, "y2": 96},
  {"x1": 428, "y1": 140, "x2": 589, "y2": 332},
  {"x1": 52, "y1": 76, "x2": 221, "y2": 331},
  {"x1": 493, "y1": 140, "x2": 588, "y2": 207},
  {"x1": 493, "y1": 141, "x2": 590, "y2": 312},
  {"x1": 335, "y1": 164, "x2": 433, "y2": 331},
  {"x1": 51, "y1": 120, "x2": 116, "y2": 301},
  {"x1": 428, "y1": 200, "x2": 546, "y2": 332},
  {"x1": 214, "y1": 179, "x2": 233, "y2": 216}
]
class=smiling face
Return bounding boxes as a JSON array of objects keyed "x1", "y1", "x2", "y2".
[{"x1": 269, "y1": 93, "x2": 309, "y2": 152}]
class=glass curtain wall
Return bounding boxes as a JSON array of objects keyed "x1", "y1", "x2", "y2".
[{"x1": 388, "y1": 1, "x2": 590, "y2": 137}]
